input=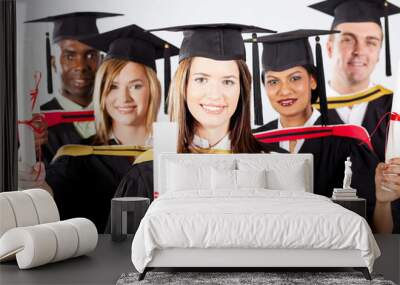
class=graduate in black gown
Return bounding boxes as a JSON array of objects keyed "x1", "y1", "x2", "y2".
[
  {"x1": 308, "y1": 1, "x2": 400, "y2": 233},
  {"x1": 114, "y1": 24, "x2": 283, "y2": 208},
  {"x1": 308, "y1": 0, "x2": 400, "y2": 163},
  {"x1": 26, "y1": 12, "x2": 122, "y2": 164},
  {"x1": 251, "y1": 29, "x2": 380, "y2": 224},
  {"x1": 21, "y1": 25, "x2": 179, "y2": 232}
]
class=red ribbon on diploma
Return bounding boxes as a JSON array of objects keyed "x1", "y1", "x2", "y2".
[
  {"x1": 19, "y1": 110, "x2": 95, "y2": 130},
  {"x1": 42, "y1": 110, "x2": 95, "y2": 127},
  {"x1": 391, "y1": 112, "x2": 400, "y2": 121},
  {"x1": 254, "y1": 124, "x2": 373, "y2": 150},
  {"x1": 18, "y1": 114, "x2": 46, "y2": 134},
  {"x1": 30, "y1": 72, "x2": 42, "y2": 111}
]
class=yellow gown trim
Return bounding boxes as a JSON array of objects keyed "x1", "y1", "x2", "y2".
[
  {"x1": 313, "y1": 85, "x2": 392, "y2": 109},
  {"x1": 133, "y1": 149, "x2": 153, "y2": 165},
  {"x1": 188, "y1": 146, "x2": 233, "y2": 154},
  {"x1": 52, "y1": 144, "x2": 151, "y2": 162}
]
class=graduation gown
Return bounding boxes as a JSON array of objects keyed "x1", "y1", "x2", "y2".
[
  {"x1": 45, "y1": 138, "x2": 134, "y2": 233},
  {"x1": 253, "y1": 117, "x2": 379, "y2": 223},
  {"x1": 100, "y1": 149, "x2": 153, "y2": 233},
  {"x1": 324, "y1": 86, "x2": 393, "y2": 162},
  {"x1": 104, "y1": 134, "x2": 286, "y2": 234},
  {"x1": 112, "y1": 136, "x2": 283, "y2": 201},
  {"x1": 113, "y1": 152, "x2": 154, "y2": 200},
  {"x1": 40, "y1": 98, "x2": 92, "y2": 165}
]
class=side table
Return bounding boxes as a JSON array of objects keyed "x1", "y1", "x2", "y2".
[
  {"x1": 331, "y1": 197, "x2": 366, "y2": 218},
  {"x1": 111, "y1": 197, "x2": 150, "y2": 242}
]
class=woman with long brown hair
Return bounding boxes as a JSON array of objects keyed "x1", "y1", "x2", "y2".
[{"x1": 151, "y1": 24, "x2": 279, "y2": 153}]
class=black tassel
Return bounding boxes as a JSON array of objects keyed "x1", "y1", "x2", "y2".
[
  {"x1": 384, "y1": 15, "x2": 392, "y2": 76},
  {"x1": 315, "y1": 36, "x2": 329, "y2": 126},
  {"x1": 252, "y1": 33, "x2": 263, "y2": 126},
  {"x1": 46, "y1": 32, "x2": 53, "y2": 94},
  {"x1": 163, "y1": 43, "x2": 171, "y2": 114}
]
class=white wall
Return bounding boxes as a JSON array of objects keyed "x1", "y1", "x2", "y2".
[{"x1": 17, "y1": 0, "x2": 400, "y2": 126}]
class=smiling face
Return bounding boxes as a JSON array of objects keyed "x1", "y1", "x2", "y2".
[
  {"x1": 105, "y1": 62, "x2": 150, "y2": 128},
  {"x1": 327, "y1": 22, "x2": 382, "y2": 87},
  {"x1": 186, "y1": 57, "x2": 241, "y2": 135},
  {"x1": 265, "y1": 66, "x2": 316, "y2": 123},
  {"x1": 58, "y1": 39, "x2": 100, "y2": 99}
]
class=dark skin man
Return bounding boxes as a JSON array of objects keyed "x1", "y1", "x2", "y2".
[
  {"x1": 34, "y1": 39, "x2": 100, "y2": 158},
  {"x1": 54, "y1": 39, "x2": 100, "y2": 107}
]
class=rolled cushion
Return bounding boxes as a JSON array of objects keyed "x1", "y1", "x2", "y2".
[
  {"x1": 0, "y1": 191, "x2": 39, "y2": 228},
  {"x1": 0, "y1": 218, "x2": 97, "y2": 269},
  {"x1": 65, "y1": 218, "x2": 98, "y2": 257},
  {"x1": 24, "y1": 189, "x2": 59, "y2": 224},
  {"x1": 42, "y1": 221, "x2": 79, "y2": 262},
  {"x1": 0, "y1": 226, "x2": 57, "y2": 268},
  {"x1": 0, "y1": 196, "x2": 17, "y2": 237},
  {"x1": 0, "y1": 189, "x2": 59, "y2": 238}
]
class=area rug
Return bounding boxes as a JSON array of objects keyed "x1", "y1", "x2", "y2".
[{"x1": 116, "y1": 271, "x2": 396, "y2": 285}]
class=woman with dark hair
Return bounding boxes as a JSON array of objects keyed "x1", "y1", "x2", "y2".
[
  {"x1": 252, "y1": 29, "x2": 380, "y2": 225},
  {"x1": 152, "y1": 23, "x2": 278, "y2": 154}
]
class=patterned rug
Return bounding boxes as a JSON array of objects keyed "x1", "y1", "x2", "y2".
[{"x1": 116, "y1": 271, "x2": 396, "y2": 285}]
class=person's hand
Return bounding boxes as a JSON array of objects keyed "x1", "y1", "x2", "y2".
[
  {"x1": 18, "y1": 161, "x2": 46, "y2": 190},
  {"x1": 375, "y1": 157, "x2": 400, "y2": 203},
  {"x1": 32, "y1": 114, "x2": 48, "y2": 156}
]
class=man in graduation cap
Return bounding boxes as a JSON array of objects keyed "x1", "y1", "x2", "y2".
[
  {"x1": 310, "y1": 0, "x2": 400, "y2": 233},
  {"x1": 26, "y1": 12, "x2": 122, "y2": 164},
  {"x1": 309, "y1": 0, "x2": 399, "y2": 163}
]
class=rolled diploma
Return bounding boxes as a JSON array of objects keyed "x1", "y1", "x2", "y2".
[
  {"x1": 383, "y1": 60, "x2": 400, "y2": 192},
  {"x1": 17, "y1": 7, "x2": 37, "y2": 168}
]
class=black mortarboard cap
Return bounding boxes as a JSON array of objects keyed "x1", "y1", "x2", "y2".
[
  {"x1": 25, "y1": 12, "x2": 122, "y2": 94},
  {"x1": 80, "y1": 24, "x2": 179, "y2": 114},
  {"x1": 309, "y1": 0, "x2": 400, "y2": 76},
  {"x1": 149, "y1": 23, "x2": 276, "y2": 124},
  {"x1": 248, "y1": 29, "x2": 340, "y2": 126},
  {"x1": 25, "y1": 12, "x2": 123, "y2": 43},
  {"x1": 79, "y1": 24, "x2": 179, "y2": 71}
]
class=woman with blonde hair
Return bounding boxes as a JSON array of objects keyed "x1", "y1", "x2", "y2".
[
  {"x1": 21, "y1": 25, "x2": 178, "y2": 232},
  {"x1": 151, "y1": 23, "x2": 279, "y2": 153},
  {"x1": 92, "y1": 55, "x2": 160, "y2": 146}
]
